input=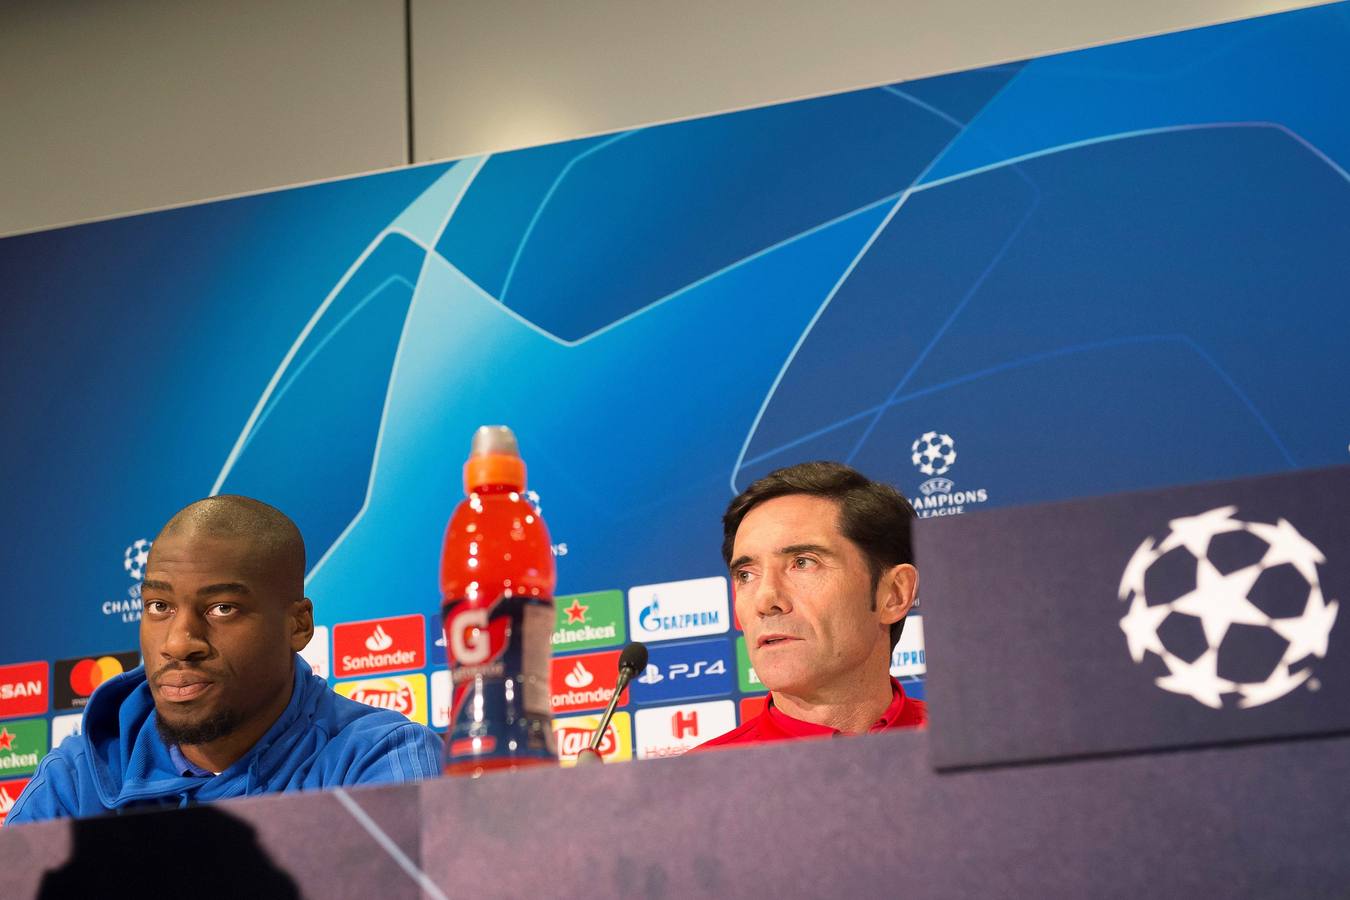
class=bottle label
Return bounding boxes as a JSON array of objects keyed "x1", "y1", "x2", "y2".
[{"x1": 441, "y1": 594, "x2": 556, "y2": 767}]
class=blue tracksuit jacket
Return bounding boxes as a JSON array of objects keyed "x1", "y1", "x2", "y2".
[{"x1": 4, "y1": 656, "x2": 442, "y2": 825}]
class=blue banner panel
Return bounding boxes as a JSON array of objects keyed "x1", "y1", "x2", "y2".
[
  {"x1": 2, "y1": 2, "x2": 1350, "y2": 751},
  {"x1": 921, "y1": 466, "x2": 1350, "y2": 769}
]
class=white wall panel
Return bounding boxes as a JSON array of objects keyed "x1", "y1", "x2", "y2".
[
  {"x1": 410, "y1": 0, "x2": 1327, "y2": 163},
  {"x1": 0, "y1": 0, "x2": 407, "y2": 237},
  {"x1": 0, "y1": 0, "x2": 1331, "y2": 237}
]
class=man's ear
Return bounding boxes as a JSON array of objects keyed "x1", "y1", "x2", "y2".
[
  {"x1": 877, "y1": 564, "x2": 918, "y2": 626},
  {"x1": 290, "y1": 598, "x2": 315, "y2": 652}
]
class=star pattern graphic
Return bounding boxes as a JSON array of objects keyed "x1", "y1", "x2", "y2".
[
  {"x1": 1158, "y1": 505, "x2": 1244, "y2": 557},
  {"x1": 1168, "y1": 558, "x2": 1267, "y2": 648},
  {"x1": 1121, "y1": 506, "x2": 1338, "y2": 710},
  {"x1": 0, "y1": 728, "x2": 13, "y2": 751},
  {"x1": 564, "y1": 598, "x2": 588, "y2": 624},
  {"x1": 1154, "y1": 648, "x2": 1235, "y2": 709},
  {"x1": 1118, "y1": 536, "x2": 1159, "y2": 600},
  {"x1": 1119, "y1": 593, "x2": 1170, "y2": 663},
  {"x1": 1237, "y1": 664, "x2": 1312, "y2": 708},
  {"x1": 1248, "y1": 517, "x2": 1326, "y2": 585},
  {"x1": 1271, "y1": 588, "x2": 1339, "y2": 663}
]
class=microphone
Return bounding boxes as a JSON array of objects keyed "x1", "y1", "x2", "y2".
[{"x1": 574, "y1": 641, "x2": 647, "y2": 766}]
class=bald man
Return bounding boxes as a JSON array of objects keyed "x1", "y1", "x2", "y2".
[{"x1": 5, "y1": 496, "x2": 442, "y2": 825}]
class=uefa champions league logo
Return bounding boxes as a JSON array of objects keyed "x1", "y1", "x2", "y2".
[
  {"x1": 123, "y1": 539, "x2": 151, "y2": 582},
  {"x1": 1118, "y1": 506, "x2": 1339, "y2": 709},
  {"x1": 911, "y1": 431, "x2": 957, "y2": 476},
  {"x1": 908, "y1": 431, "x2": 988, "y2": 518}
]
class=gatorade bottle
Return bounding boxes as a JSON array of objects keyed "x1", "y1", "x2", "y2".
[{"x1": 440, "y1": 425, "x2": 557, "y2": 776}]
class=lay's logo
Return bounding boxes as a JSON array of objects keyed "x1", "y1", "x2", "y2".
[
  {"x1": 335, "y1": 674, "x2": 428, "y2": 725},
  {"x1": 552, "y1": 711, "x2": 632, "y2": 766}
]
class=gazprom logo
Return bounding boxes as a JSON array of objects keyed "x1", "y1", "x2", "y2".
[
  {"x1": 638, "y1": 598, "x2": 720, "y2": 634},
  {"x1": 627, "y1": 577, "x2": 730, "y2": 644}
]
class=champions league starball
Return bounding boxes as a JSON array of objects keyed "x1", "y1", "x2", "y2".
[
  {"x1": 123, "y1": 539, "x2": 151, "y2": 582},
  {"x1": 911, "y1": 432, "x2": 957, "y2": 476},
  {"x1": 1118, "y1": 506, "x2": 1339, "y2": 709}
]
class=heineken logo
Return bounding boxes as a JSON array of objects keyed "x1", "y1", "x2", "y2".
[
  {"x1": 0, "y1": 719, "x2": 47, "y2": 777},
  {"x1": 552, "y1": 590, "x2": 626, "y2": 652}
]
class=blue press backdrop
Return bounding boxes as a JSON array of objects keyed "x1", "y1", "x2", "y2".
[{"x1": 2, "y1": 3, "x2": 1348, "y2": 746}]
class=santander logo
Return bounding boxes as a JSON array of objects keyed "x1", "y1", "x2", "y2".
[
  {"x1": 365, "y1": 625, "x2": 394, "y2": 652},
  {"x1": 333, "y1": 615, "x2": 424, "y2": 678},
  {"x1": 550, "y1": 649, "x2": 628, "y2": 714},
  {"x1": 563, "y1": 661, "x2": 594, "y2": 689}
]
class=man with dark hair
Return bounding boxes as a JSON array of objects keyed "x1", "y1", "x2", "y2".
[
  {"x1": 6, "y1": 495, "x2": 442, "y2": 825},
  {"x1": 695, "y1": 461, "x2": 926, "y2": 750}
]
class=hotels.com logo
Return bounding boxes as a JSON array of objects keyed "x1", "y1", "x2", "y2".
[
  {"x1": 333, "y1": 614, "x2": 425, "y2": 678},
  {"x1": 634, "y1": 700, "x2": 736, "y2": 759},
  {"x1": 0, "y1": 662, "x2": 48, "y2": 719}
]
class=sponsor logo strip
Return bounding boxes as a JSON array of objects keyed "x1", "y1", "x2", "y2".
[
  {"x1": 735, "y1": 636, "x2": 765, "y2": 693},
  {"x1": 628, "y1": 576, "x2": 729, "y2": 644},
  {"x1": 0, "y1": 662, "x2": 48, "y2": 720},
  {"x1": 889, "y1": 615, "x2": 926, "y2": 679},
  {"x1": 54, "y1": 650, "x2": 140, "y2": 710},
  {"x1": 335, "y1": 674, "x2": 428, "y2": 725},
  {"x1": 553, "y1": 590, "x2": 626, "y2": 652},
  {"x1": 298, "y1": 625, "x2": 330, "y2": 680},
  {"x1": 550, "y1": 649, "x2": 629, "y2": 714},
  {"x1": 634, "y1": 700, "x2": 737, "y2": 759},
  {"x1": 0, "y1": 777, "x2": 30, "y2": 825},
  {"x1": 0, "y1": 718, "x2": 48, "y2": 777},
  {"x1": 50, "y1": 713, "x2": 83, "y2": 750},
  {"x1": 739, "y1": 696, "x2": 766, "y2": 724},
  {"x1": 631, "y1": 638, "x2": 734, "y2": 706},
  {"x1": 430, "y1": 669, "x2": 450, "y2": 730},
  {"x1": 553, "y1": 711, "x2": 633, "y2": 766},
  {"x1": 333, "y1": 614, "x2": 425, "y2": 678}
]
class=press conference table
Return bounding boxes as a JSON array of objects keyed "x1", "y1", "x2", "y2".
[{"x1": 2, "y1": 726, "x2": 1347, "y2": 898}]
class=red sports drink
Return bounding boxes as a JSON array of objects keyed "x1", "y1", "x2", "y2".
[{"x1": 440, "y1": 425, "x2": 557, "y2": 776}]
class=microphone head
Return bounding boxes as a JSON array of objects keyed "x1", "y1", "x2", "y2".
[{"x1": 618, "y1": 641, "x2": 648, "y2": 675}]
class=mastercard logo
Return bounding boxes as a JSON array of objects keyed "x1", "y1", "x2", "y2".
[{"x1": 68, "y1": 656, "x2": 127, "y2": 696}]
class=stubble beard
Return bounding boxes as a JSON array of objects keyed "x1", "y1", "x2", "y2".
[{"x1": 155, "y1": 708, "x2": 241, "y2": 747}]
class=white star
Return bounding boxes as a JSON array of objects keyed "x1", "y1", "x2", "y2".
[
  {"x1": 1118, "y1": 536, "x2": 1159, "y2": 601},
  {"x1": 1169, "y1": 559, "x2": 1267, "y2": 648},
  {"x1": 1158, "y1": 505, "x2": 1243, "y2": 558},
  {"x1": 1155, "y1": 648, "x2": 1236, "y2": 709},
  {"x1": 1119, "y1": 593, "x2": 1170, "y2": 663},
  {"x1": 1247, "y1": 518, "x2": 1326, "y2": 586},
  {"x1": 1237, "y1": 664, "x2": 1312, "y2": 708},
  {"x1": 1271, "y1": 587, "x2": 1340, "y2": 663}
]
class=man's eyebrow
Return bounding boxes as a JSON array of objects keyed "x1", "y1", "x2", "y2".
[
  {"x1": 728, "y1": 555, "x2": 753, "y2": 571},
  {"x1": 140, "y1": 579, "x2": 173, "y2": 592},
  {"x1": 778, "y1": 543, "x2": 835, "y2": 558},
  {"x1": 195, "y1": 582, "x2": 251, "y2": 599}
]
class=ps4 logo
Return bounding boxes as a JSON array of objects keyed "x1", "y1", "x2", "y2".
[{"x1": 638, "y1": 659, "x2": 728, "y2": 686}]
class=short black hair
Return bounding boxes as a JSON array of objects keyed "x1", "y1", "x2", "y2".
[
  {"x1": 153, "y1": 494, "x2": 306, "y2": 597},
  {"x1": 723, "y1": 461, "x2": 916, "y2": 649}
]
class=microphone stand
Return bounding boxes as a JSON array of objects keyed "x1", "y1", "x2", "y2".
[{"x1": 574, "y1": 664, "x2": 636, "y2": 766}]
